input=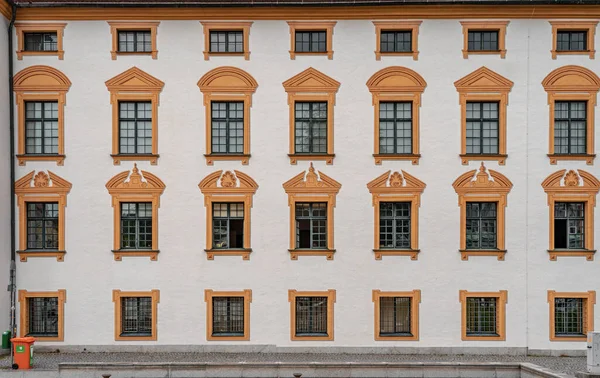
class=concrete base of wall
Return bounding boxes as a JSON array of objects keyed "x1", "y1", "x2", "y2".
[{"x1": 575, "y1": 372, "x2": 600, "y2": 378}]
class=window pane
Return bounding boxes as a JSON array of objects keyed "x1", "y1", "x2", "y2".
[
  {"x1": 466, "y1": 297, "x2": 498, "y2": 336},
  {"x1": 295, "y1": 202, "x2": 327, "y2": 249},
  {"x1": 28, "y1": 297, "x2": 58, "y2": 336},
  {"x1": 212, "y1": 297, "x2": 244, "y2": 336},
  {"x1": 294, "y1": 102, "x2": 328, "y2": 154},
  {"x1": 121, "y1": 297, "x2": 152, "y2": 336},
  {"x1": 296, "y1": 297, "x2": 328, "y2": 335},
  {"x1": 555, "y1": 298, "x2": 584, "y2": 336},
  {"x1": 380, "y1": 297, "x2": 411, "y2": 336},
  {"x1": 554, "y1": 202, "x2": 585, "y2": 250}
]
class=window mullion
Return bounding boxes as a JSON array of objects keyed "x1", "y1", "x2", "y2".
[
  {"x1": 226, "y1": 203, "x2": 231, "y2": 247},
  {"x1": 393, "y1": 103, "x2": 398, "y2": 154}
]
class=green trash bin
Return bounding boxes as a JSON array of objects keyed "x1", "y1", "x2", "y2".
[{"x1": 1, "y1": 330, "x2": 10, "y2": 349}]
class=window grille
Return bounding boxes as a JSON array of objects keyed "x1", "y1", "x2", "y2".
[
  {"x1": 24, "y1": 32, "x2": 58, "y2": 51},
  {"x1": 27, "y1": 297, "x2": 58, "y2": 337},
  {"x1": 295, "y1": 202, "x2": 327, "y2": 249},
  {"x1": 119, "y1": 102, "x2": 153, "y2": 154},
  {"x1": 466, "y1": 102, "x2": 499, "y2": 155},
  {"x1": 466, "y1": 202, "x2": 497, "y2": 249},
  {"x1": 555, "y1": 298, "x2": 585, "y2": 336},
  {"x1": 295, "y1": 31, "x2": 327, "y2": 52},
  {"x1": 25, "y1": 101, "x2": 59, "y2": 155},
  {"x1": 294, "y1": 102, "x2": 327, "y2": 154},
  {"x1": 379, "y1": 102, "x2": 412, "y2": 154},
  {"x1": 379, "y1": 297, "x2": 411, "y2": 336},
  {"x1": 379, "y1": 202, "x2": 411, "y2": 249},
  {"x1": 380, "y1": 31, "x2": 412, "y2": 52},
  {"x1": 554, "y1": 202, "x2": 585, "y2": 249},
  {"x1": 212, "y1": 203, "x2": 244, "y2": 249},
  {"x1": 557, "y1": 31, "x2": 587, "y2": 51},
  {"x1": 121, "y1": 297, "x2": 152, "y2": 336},
  {"x1": 212, "y1": 297, "x2": 244, "y2": 336},
  {"x1": 118, "y1": 30, "x2": 152, "y2": 52},
  {"x1": 554, "y1": 101, "x2": 587, "y2": 155},
  {"x1": 466, "y1": 297, "x2": 498, "y2": 336},
  {"x1": 26, "y1": 202, "x2": 59, "y2": 250},
  {"x1": 468, "y1": 30, "x2": 499, "y2": 51},
  {"x1": 295, "y1": 296, "x2": 328, "y2": 336},
  {"x1": 211, "y1": 102, "x2": 244, "y2": 154},
  {"x1": 210, "y1": 31, "x2": 243, "y2": 53},
  {"x1": 120, "y1": 202, "x2": 152, "y2": 249}
]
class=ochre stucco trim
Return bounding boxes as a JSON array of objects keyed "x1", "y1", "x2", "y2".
[
  {"x1": 112, "y1": 289, "x2": 160, "y2": 341},
  {"x1": 288, "y1": 289, "x2": 336, "y2": 341},
  {"x1": 460, "y1": 21, "x2": 509, "y2": 59},
  {"x1": 547, "y1": 290, "x2": 595, "y2": 341},
  {"x1": 108, "y1": 21, "x2": 159, "y2": 60},
  {"x1": 200, "y1": 22, "x2": 253, "y2": 60},
  {"x1": 372, "y1": 289, "x2": 420, "y2": 341},
  {"x1": 204, "y1": 289, "x2": 252, "y2": 341},
  {"x1": 549, "y1": 21, "x2": 597, "y2": 59},
  {"x1": 287, "y1": 21, "x2": 336, "y2": 60},
  {"x1": 18, "y1": 289, "x2": 66, "y2": 342},
  {"x1": 372, "y1": 21, "x2": 421, "y2": 61},
  {"x1": 459, "y1": 290, "x2": 507, "y2": 341},
  {"x1": 15, "y1": 22, "x2": 66, "y2": 60}
]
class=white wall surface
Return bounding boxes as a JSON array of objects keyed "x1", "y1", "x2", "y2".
[{"x1": 9, "y1": 18, "x2": 600, "y2": 350}]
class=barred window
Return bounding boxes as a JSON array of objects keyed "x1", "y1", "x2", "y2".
[
  {"x1": 119, "y1": 102, "x2": 152, "y2": 155},
  {"x1": 466, "y1": 102, "x2": 499, "y2": 155},
  {"x1": 212, "y1": 203, "x2": 244, "y2": 249},
  {"x1": 379, "y1": 102, "x2": 412, "y2": 154},
  {"x1": 379, "y1": 297, "x2": 412, "y2": 336},
  {"x1": 379, "y1": 202, "x2": 411, "y2": 249},
  {"x1": 557, "y1": 31, "x2": 587, "y2": 51},
  {"x1": 554, "y1": 101, "x2": 587, "y2": 155},
  {"x1": 212, "y1": 297, "x2": 244, "y2": 336},
  {"x1": 27, "y1": 202, "x2": 59, "y2": 250},
  {"x1": 466, "y1": 297, "x2": 498, "y2": 336},
  {"x1": 210, "y1": 31, "x2": 243, "y2": 53},
  {"x1": 118, "y1": 30, "x2": 152, "y2": 52},
  {"x1": 295, "y1": 102, "x2": 327, "y2": 154},
  {"x1": 295, "y1": 202, "x2": 327, "y2": 249},
  {"x1": 27, "y1": 297, "x2": 58, "y2": 337},
  {"x1": 295, "y1": 31, "x2": 327, "y2": 52},
  {"x1": 211, "y1": 102, "x2": 244, "y2": 154},
  {"x1": 554, "y1": 202, "x2": 585, "y2": 249},
  {"x1": 295, "y1": 296, "x2": 328, "y2": 336},
  {"x1": 468, "y1": 30, "x2": 499, "y2": 51},
  {"x1": 25, "y1": 101, "x2": 59, "y2": 155},
  {"x1": 120, "y1": 202, "x2": 152, "y2": 249},
  {"x1": 24, "y1": 32, "x2": 58, "y2": 52},
  {"x1": 555, "y1": 298, "x2": 585, "y2": 336},
  {"x1": 466, "y1": 202, "x2": 497, "y2": 249},
  {"x1": 120, "y1": 297, "x2": 152, "y2": 337},
  {"x1": 380, "y1": 31, "x2": 412, "y2": 53}
]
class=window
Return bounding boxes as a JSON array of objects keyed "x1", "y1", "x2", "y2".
[
  {"x1": 465, "y1": 202, "x2": 497, "y2": 250},
  {"x1": 548, "y1": 291, "x2": 595, "y2": 341},
  {"x1": 554, "y1": 101, "x2": 587, "y2": 155},
  {"x1": 212, "y1": 203, "x2": 244, "y2": 249},
  {"x1": 15, "y1": 23, "x2": 66, "y2": 60},
  {"x1": 119, "y1": 102, "x2": 153, "y2": 155},
  {"x1": 468, "y1": 30, "x2": 498, "y2": 51},
  {"x1": 373, "y1": 21, "x2": 421, "y2": 60},
  {"x1": 381, "y1": 31, "x2": 411, "y2": 53},
  {"x1": 557, "y1": 31, "x2": 587, "y2": 52},
  {"x1": 112, "y1": 290, "x2": 159, "y2": 341},
  {"x1": 379, "y1": 202, "x2": 411, "y2": 249},
  {"x1": 372, "y1": 290, "x2": 420, "y2": 341},
  {"x1": 379, "y1": 102, "x2": 412, "y2": 155},
  {"x1": 550, "y1": 21, "x2": 597, "y2": 59},
  {"x1": 459, "y1": 290, "x2": 507, "y2": 341},
  {"x1": 201, "y1": 22, "x2": 252, "y2": 60},
  {"x1": 210, "y1": 31, "x2": 243, "y2": 53},
  {"x1": 295, "y1": 202, "x2": 327, "y2": 249},
  {"x1": 466, "y1": 102, "x2": 499, "y2": 155},
  {"x1": 554, "y1": 202, "x2": 585, "y2": 250},
  {"x1": 288, "y1": 289, "x2": 335, "y2": 341},
  {"x1": 24, "y1": 102, "x2": 58, "y2": 155},
  {"x1": 108, "y1": 22, "x2": 159, "y2": 60},
  {"x1": 120, "y1": 202, "x2": 152, "y2": 250},
  {"x1": 24, "y1": 32, "x2": 58, "y2": 52},
  {"x1": 294, "y1": 102, "x2": 328, "y2": 154},
  {"x1": 287, "y1": 22, "x2": 336, "y2": 60},
  {"x1": 460, "y1": 21, "x2": 508, "y2": 58},
  {"x1": 205, "y1": 289, "x2": 252, "y2": 341},
  {"x1": 211, "y1": 102, "x2": 244, "y2": 155},
  {"x1": 18, "y1": 290, "x2": 66, "y2": 342},
  {"x1": 26, "y1": 202, "x2": 59, "y2": 250}
]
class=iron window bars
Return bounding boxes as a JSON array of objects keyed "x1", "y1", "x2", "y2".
[
  {"x1": 211, "y1": 102, "x2": 244, "y2": 154},
  {"x1": 557, "y1": 31, "x2": 587, "y2": 51},
  {"x1": 118, "y1": 30, "x2": 152, "y2": 52},
  {"x1": 212, "y1": 297, "x2": 244, "y2": 336},
  {"x1": 121, "y1": 297, "x2": 152, "y2": 337},
  {"x1": 119, "y1": 102, "x2": 153, "y2": 155},
  {"x1": 466, "y1": 102, "x2": 499, "y2": 155},
  {"x1": 212, "y1": 203, "x2": 244, "y2": 249},
  {"x1": 379, "y1": 102, "x2": 412, "y2": 154},
  {"x1": 295, "y1": 202, "x2": 327, "y2": 249},
  {"x1": 467, "y1": 30, "x2": 499, "y2": 51},
  {"x1": 554, "y1": 202, "x2": 585, "y2": 249},
  {"x1": 554, "y1": 101, "x2": 587, "y2": 155},
  {"x1": 25, "y1": 101, "x2": 59, "y2": 155},
  {"x1": 380, "y1": 31, "x2": 412, "y2": 53},
  {"x1": 555, "y1": 298, "x2": 585, "y2": 336},
  {"x1": 24, "y1": 32, "x2": 58, "y2": 52},
  {"x1": 209, "y1": 31, "x2": 244, "y2": 53},
  {"x1": 295, "y1": 296, "x2": 328, "y2": 336},
  {"x1": 466, "y1": 202, "x2": 497, "y2": 249},
  {"x1": 379, "y1": 297, "x2": 412, "y2": 336},
  {"x1": 27, "y1": 297, "x2": 59, "y2": 337},
  {"x1": 295, "y1": 31, "x2": 327, "y2": 53},
  {"x1": 26, "y1": 202, "x2": 59, "y2": 250},
  {"x1": 294, "y1": 102, "x2": 327, "y2": 154},
  {"x1": 120, "y1": 202, "x2": 152, "y2": 249},
  {"x1": 466, "y1": 297, "x2": 498, "y2": 336},
  {"x1": 379, "y1": 202, "x2": 411, "y2": 249}
]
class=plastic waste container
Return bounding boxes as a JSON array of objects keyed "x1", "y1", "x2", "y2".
[
  {"x1": 1, "y1": 330, "x2": 10, "y2": 349},
  {"x1": 10, "y1": 337, "x2": 35, "y2": 369}
]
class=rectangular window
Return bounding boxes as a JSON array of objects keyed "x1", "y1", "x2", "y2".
[
  {"x1": 119, "y1": 102, "x2": 153, "y2": 155},
  {"x1": 212, "y1": 203, "x2": 244, "y2": 249},
  {"x1": 379, "y1": 297, "x2": 412, "y2": 336},
  {"x1": 27, "y1": 297, "x2": 58, "y2": 337},
  {"x1": 24, "y1": 32, "x2": 58, "y2": 52},
  {"x1": 120, "y1": 202, "x2": 152, "y2": 250},
  {"x1": 557, "y1": 31, "x2": 587, "y2": 52},
  {"x1": 295, "y1": 31, "x2": 327, "y2": 53},
  {"x1": 120, "y1": 297, "x2": 152, "y2": 337},
  {"x1": 26, "y1": 202, "x2": 59, "y2": 250},
  {"x1": 379, "y1": 202, "x2": 411, "y2": 249},
  {"x1": 554, "y1": 101, "x2": 587, "y2": 155},
  {"x1": 211, "y1": 102, "x2": 244, "y2": 154},
  {"x1": 555, "y1": 298, "x2": 584, "y2": 336},
  {"x1": 466, "y1": 102, "x2": 499, "y2": 155},
  {"x1": 212, "y1": 296, "x2": 244, "y2": 336},
  {"x1": 25, "y1": 101, "x2": 59, "y2": 155},
  {"x1": 380, "y1": 31, "x2": 412, "y2": 53},
  {"x1": 118, "y1": 30, "x2": 152, "y2": 52},
  {"x1": 466, "y1": 297, "x2": 498, "y2": 336},
  {"x1": 379, "y1": 102, "x2": 412, "y2": 155},
  {"x1": 554, "y1": 202, "x2": 585, "y2": 249},
  {"x1": 468, "y1": 30, "x2": 499, "y2": 51},
  {"x1": 294, "y1": 102, "x2": 327, "y2": 154},
  {"x1": 295, "y1": 296, "x2": 328, "y2": 336},
  {"x1": 295, "y1": 202, "x2": 327, "y2": 249},
  {"x1": 209, "y1": 31, "x2": 243, "y2": 53},
  {"x1": 466, "y1": 202, "x2": 497, "y2": 249}
]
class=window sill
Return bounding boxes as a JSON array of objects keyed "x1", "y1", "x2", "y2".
[
  {"x1": 288, "y1": 153, "x2": 335, "y2": 165},
  {"x1": 17, "y1": 250, "x2": 66, "y2": 262},
  {"x1": 288, "y1": 249, "x2": 335, "y2": 261},
  {"x1": 24, "y1": 334, "x2": 63, "y2": 342},
  {"x1": 375, "y1": 51, "x2": 418, "y2": 61},
  {"x1": 113, "y1": 51, "x2": 158, "y2": 59},
  {"x1": 373, "y1": 249, "x2": 420, "y2": 260},
  {"x1": 204, "y1": 248, "x2": 252, "y2": 261},
  {"x1": 289, "y1": 50, "x2": 333, "y2": 60},
  {"x1": 115, "y1": 334, "x2": 156, "y2": 341},
  {"x1": 375, "y1": 333, "x2": 418, "y2": 341},
  {"x1": 551, "y1": 49, "x2": 595, "y2": 59},
  {"x1": 17, "y1": 50, "x2": 64, "y2": 60},
  {"x1": 459, "y1": 249, "x2": 507, "y2": 261},
  {"x1": 550, "y1": 335, "x2": 587, "y2": 342},
  {"x1": 463, "y1": 334, "x2": 504, "y2": 341},
  {"x1": 17, "y1": 154, "x2": 65, "y2": 166},
  {"x1": 203, "y1": 51, "x2": 249, "y2": 60},
  {"x1": 112, "y1": 250, "x2": 159, "y2": 261},
  {"x1": 548, "y1": 249, "x2": 596, "y2": 261},
  {"x1": 373, "y1": 154, "x2": 420, "y2": 165},
  {"x1": 291, "y1": 333, "x2": 333, "y2": 341},
  {"x1": 460, "y1": 154, "x2": 507, "y2": 165},
  {"x1": 204, "y1": 154, "x2": 250, "y2": 166},
  {"x1": 207, "y1": 333, "x2": 249, "y2": 341},
  {"x1": 111, "y1": 154, "x2": 159, "y2": 165},
  {"x1": 547, "y1": 154, "x2": 595, "y2": 165},
  {"x1": 462, "y1": 49, "x2": 506, "y2": 59}
]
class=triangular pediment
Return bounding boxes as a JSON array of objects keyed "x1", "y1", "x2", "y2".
[
  {"x1": 542, "y1": 65, "x2": 600, "y2": 93},
  {"x1": 15, "y1": 170, "x2": 72, "y2": 194},
  {"x1": 199, "y1": 170, "x2": 258, "y2": 195},
  {"x1": 105, "y1": 67, "x2": 165, "y2": 92},
  {"x1": 454, "y1": 67, "x2": 514, "y2": 92},
  {"x1": 106, "y1": 164, "x2": 165, "y2": 194},
  {"x1": 283, "y1": 67, "x2": 340, "y2": 93},
  {"x1": 283, "y1": 163, "x2": 341, "y2": 194},
  {"x1": 367, "y1": 170, "x2": 426, "y2": 194}
]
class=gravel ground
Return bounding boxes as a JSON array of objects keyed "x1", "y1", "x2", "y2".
[{"x1": 0, "y1": 352, "x2": 586, "y2": 376}]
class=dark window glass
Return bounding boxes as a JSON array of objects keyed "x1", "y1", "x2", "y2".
[
  {"x1": 26, "y1": 202, "x2": 59, "y2": 250},
  {"x1": 212, "y1": 297, "x2": 244, "y2": 336},
  {"x1": 295, "y1": 296, "x2": 328, "y2": 336},
  {"x1": 120, "y1": 202, "x2": 152, "y2": 249},
  {"x1": 212, "y1": 203, "x2": 244, "y2": 249},
  {"x1": 554, "y1": 202, "x2": 585, "y2": 249},
  {"x1": 466, "y1": 297, "x2": 498, "y2": 336},
  {"x1": 121, "y1": 297, "x2": 152, "y2": 336},
  {"x1": 24, "y1": 32, "x2": 58, "y2": 52},
  {"x1": 211, "y1": 102, "x2": 244, "y2": 154},
  {"x1": 555, "y1": 298, "x2": 585, "y2": 336},
  {"x1": 294, "y1": 102, "x2": 327, "y2": 154},
  {"x1": 295, "y1": 202, "x2": 327, "y2": 249},
  {"x1": 295, "y1": 31, "x2": 327, "y2": 52},
  {"x1": 467, "y1": 30, "x2": 499, "y2": 51},
  {"x1": 379, "y1": 297, "x2": 411, "y2": 336},
  {"x1": 466, "y1": 202, "x2": 497, "y2": 249},
  {"x1": 119, "y1": 102, "x2": 152, "y2": 154},
  {"x1": 554, "y1": 101, "x2": 587, "y2": 155},
  {"x1": 379, "y1": 202, "x2": 411, "y2": 249},
  {"x1": 27, "y1": 297, "x2": 58, "y2": 337},
  {"x1": 379, "y1": 102, "x2": 412, "y2": 154},
  {"x1": 466, "y1": 102, "x2": 499, "y2": 155},
  {"x1": 118, "y1": 30, "x2": 152, "y2": 52},
  {"x1": 557, "y1": 31, "x2": 587, "y2": 51},
  {"x1": 380, "y1": 31, "x2": 412, "y2": 53},
  {"x1": 209, "y1": 31, "x2": 243, "y2": 53},
  {"x1": 25, "y1": 101, "x2": 59, "y2": 155}
]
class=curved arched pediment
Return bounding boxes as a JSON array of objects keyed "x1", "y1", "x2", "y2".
[
  {"x1": 13, "y1": 65, "x2": 71, "y2": 92},
  {"x1": 106, "y1": 164, "x2": 165, "y2": 194},
  {"x1": 366, "y1": 66, "x2": 427, "y2": 94},
  {"x1": 542, "y1": 169, "x2": 600, "y2": 191},
  {"x1": 199, "y1": 170, "x2": 258, "y2": 194},
  {"x1": 542, "y1": 65, "x2": 600, "y2": 93},
  {"x1": 283, "y1": 163, "x2": 341, "y2": 194},
  {"x1": 198, "y1": 67, "x2": 258, "y2": 94},
  {"x1": 453, "y1": 163, "x2": 513, "y2": 194}
]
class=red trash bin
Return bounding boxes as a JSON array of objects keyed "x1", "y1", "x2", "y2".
[{"x1": 10, "y1": 337, "x2": 35, "y2": 369}]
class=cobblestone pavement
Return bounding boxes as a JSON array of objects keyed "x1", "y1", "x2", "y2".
[{"x1": 0, "y1": 352, "x2": 587, "y2": 376}]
